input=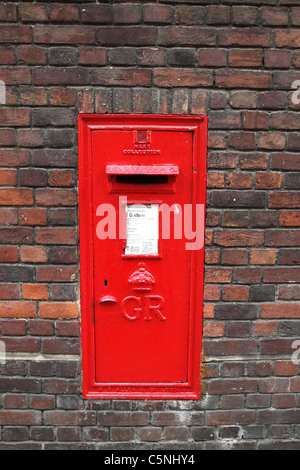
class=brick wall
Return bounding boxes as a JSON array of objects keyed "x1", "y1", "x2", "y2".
[{"x1": 0, "y1": 0, "x2": 299, "y2": 450}]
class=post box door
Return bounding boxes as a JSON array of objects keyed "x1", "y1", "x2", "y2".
[{"x1": 79, "y1": 115, "x2": 207, "y2": 399}]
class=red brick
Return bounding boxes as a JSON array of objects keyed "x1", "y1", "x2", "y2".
[
  {"x1": 272, "y1": 113, "x2": 300, "y2": 130},
  {"x1": 0, "y1": 208, "x2": 18, "y2": 225},
  {"x1": 19, "y1": 87, "x2": 48, "y2": 107},
  {"x1": 20, "y1": 246, "x2": 47, "y2": 263},
  {"x1": 216, "y1": 70, "x2": 271, "y2": 89},
  {"x1": 0, "y1": 189, "x2": 33, "y2": 206},
  {"x1": 20, "y1": 208, "x2": 47, "y2": 226},
  {"x1": 205, "y1": 249, "x2": 220, "y2": 265},
  {"x1": 250, "y1": 249, "x2": 277, "y2": 265},
  {"x1": 275, "y1": 29, "x2": 300, "y2": 48},
  {"x1": 0, "y1": 284, "x2": 20, "y2": 300},
  {"x1": 35, "y1": 189, "x2": 76, "y2": 206},
  {"x1": 207, "y1": 5, "x2": 230, "y2": 24},
  {"x1": 0, "y1": 246, "x2": 18, "y2": 263},
  {"x1": 205, "y1": 268, "x2": 232, "y2": 284},
  {"x1": 262, "y1": 304, "x2": 300, "y2": 319},
  {"x1": 35, "y1": 228, "x2": 77, "y2": 245},
  {"x1": 29, "y1": 319, "x2": 54, "y2": 336},
  {"x1": 198, "y1": 49, "x2": 226, "y2": 67},
  {"x1": 98, "y1": 26, "x2": 156, "y2": 46},
  {"x1": 175, "y1": 6, "x2": 205, "y2": 25},
  {"x1": 18, "y1": 45, "x2": 47, "y2": 65},
  {"x1": 0, "y1": 169, "x2": 17, "y2": 186},
  {"x1": 0, "y1": 108, "x2": 30, "y2": 127},
  {"x1": 203, "y1": 304, "x2": 214, "y2": 319},
  {"x1": 207, "y1": 173, "x2": 224, "y2": 189},
  {"x1": 39, "y1": 302, "x2": 78, "y2": 319},
  {"x1": 49, "y1": 4, "x2": 79, "y2": 22},
  {"x1": 219, "y1": 27, "x2": 272, "y2": 47},
  {"x1": 215, "y1": 231, "x2": 264, "y2": 247},
  {"x1": 49, "y1": 88, "x2": 76, "y2": 107},
  {"x1": 226, "y1": 172, "x2": 254, "y2": 189},
  {"x1": 78, "y1": 89, "x2": 95, "y2": 114},
  {"x1": 113, "y1": 3, "x2": 141, "y2": 23},
  {"x1": 0, "y1": 46, "x2": 16, "y2": 64},
  {"x1": 258, "y1": 132, "x2": 286, "y2": 150},
  {"x1": 208, "y1": 134, "x2": 227, "y2": 150},
  {"x1": 154, "y1": 68, "x2": 212, "y2": 87},
  {"x1": 264, "y1": 267, "x2": 300, "y2": 283},
  {"x1": 23, "y1": 284, "x2": 48, "y2": 300},
  {"x1": 203, "y1": 321, "x2": 225, "y2": 338},
  {"x1": 260, "y1": 91, "x2": 286, "y2": 109},
  {"x1": 231, "y1": 92, "x2": 257, "y2": 109},
  {"x1": 264, "y1": 50, "x2": 290, "y2": 69},
  {"x1": 274, "y1": 361, "x2": 298, "y2": 376},
  {"x1": 256, "y1": 172, "x2": 282, "y2": 189},
  {"x1": 34, "y1": 67, "x2": 89, "y2": 86},
  {"x1": 36, "y1": 266, "x2": 77, "y2": 283},
  {"x1": 91, "y1": 67, "x2": 151, "y2": 86},
  {"x1": 269, "y1": 192, "x2": 300, "y2": 209},
  {"x1": 0, "y1": 301, "x2": 36, "y2": 318},
  {"x1": 223, "y1": 286, "x2": 249, "y2": 302},
  {"x1": 78, "y1": 47, "x2": 106, "y2": 65},
  {"x1": 0, "y1": 4, "x2": 17, "y2": 21},
  {"x1": 158, "y1": 26, "x2": 215, "y2": 46},
  {"x1": 0, "y1": 129, "x2": 15, "y2": 147},
  {"x1": 0, "y1": 25, "x2": 32, "y2": 43},
  {"x1": 272, "y1": 153, "x2": 300, "y2": 171},
  {"x1": 17, "y1": 129, "x2": 44, "y2": 148},
  {"x1": 0, "y1": 411, "x2": 41, "y2": 425},
  {"x1": 19, "y1": 3, "x2": 48, "y2": 22},
  {"x1": 144, "y1": 4, "x2": 172, "y2": 24},
  {"x1": 1, "y1": 320, "x2": 26, "y2": 336},
  {"x1": 0, "y1": 149, "x2": 30, "y2": 167},
  {"x1": 279, "y1": 211, "x2": 300, "y2": 227},
  {"x1": 232, "y1": 6, "x2": 259, "y2": 25},
  {"x1": 243, "y1": 111, "x2": 269, "y2": 130},
  {"x1": 48, "y1": 170, "x2": 74, "y2": 188},
  {"x1": 34, "y1": 26, "x2": 95, "y2": 44},
  {"x1": 221, "y1": 248, "x2": 248, "y2": 265},
  {"x1": 20, "y1": 168, "x2": 47, "y2": 188},
  {"x1": 191, "y1": 90, "x2": 207, "y2": 115},
  {"x1": 209, "y1": 112, "x2": 242, "y2": 130},
  {"x1": 228, "y1": 50, "x2": 263, "y2": 67},
  {"x1": 204, "y1": 285, "x2": 221, "y2": 301},
  {"x1": 261, "y1": 7, "x2": 289, "y2": 25},
  {"x1": 208, "y1": 152, "x2": 239, "y2": 169},
  {"x1": 278, "y1": 285, "x2": 300, "y2": 300},
  {"x1": 233, "y1": 267, "x2": 262, "y2": 284},
  {"x1": 253, "y1": 321, "x2": 278, "y2": 336}
]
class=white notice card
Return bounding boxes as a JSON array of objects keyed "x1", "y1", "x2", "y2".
[{"x1": 125, "y1": 204, "x2": 159, "y2": 256}]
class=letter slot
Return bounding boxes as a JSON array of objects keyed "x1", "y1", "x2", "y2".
[{"x1": 106, "y1": 165, "x2": 179, "y2": 193}]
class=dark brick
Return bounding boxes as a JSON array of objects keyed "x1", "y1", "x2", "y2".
[
  {"x1": 213, "y1": 191, "x2": 266, "y2": 208},
  {"x1": 249, "y1": 285, "x2": 276, "y2": 302},
  {"x1": 215, "y1": 304, "x2": 258, "y2": 320}
]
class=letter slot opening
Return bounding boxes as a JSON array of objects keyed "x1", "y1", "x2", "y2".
[
  {"x1": 116, "y1": 174, "x2": 169, "y2": 185},
  {"x1": 106, "y1": 165, "x2": 179, "y2": 193}
]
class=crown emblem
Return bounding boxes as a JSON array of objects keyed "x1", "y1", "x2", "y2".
[{"x1": 128, "y1": 263, "x2": 155, "y2": 292}]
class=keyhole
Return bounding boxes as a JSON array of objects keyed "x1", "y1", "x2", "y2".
[{"x1": 104, "y1": 280, "x2": 108, "y2": 287}]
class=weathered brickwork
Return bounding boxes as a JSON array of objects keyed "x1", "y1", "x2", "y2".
[{"x1": 0, "y1": 0, "x2": 299, "y2": 450}]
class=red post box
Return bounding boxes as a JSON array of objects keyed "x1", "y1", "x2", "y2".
[{"x1": 78, "y1": 114, "x2": 207, "y2": 399}]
